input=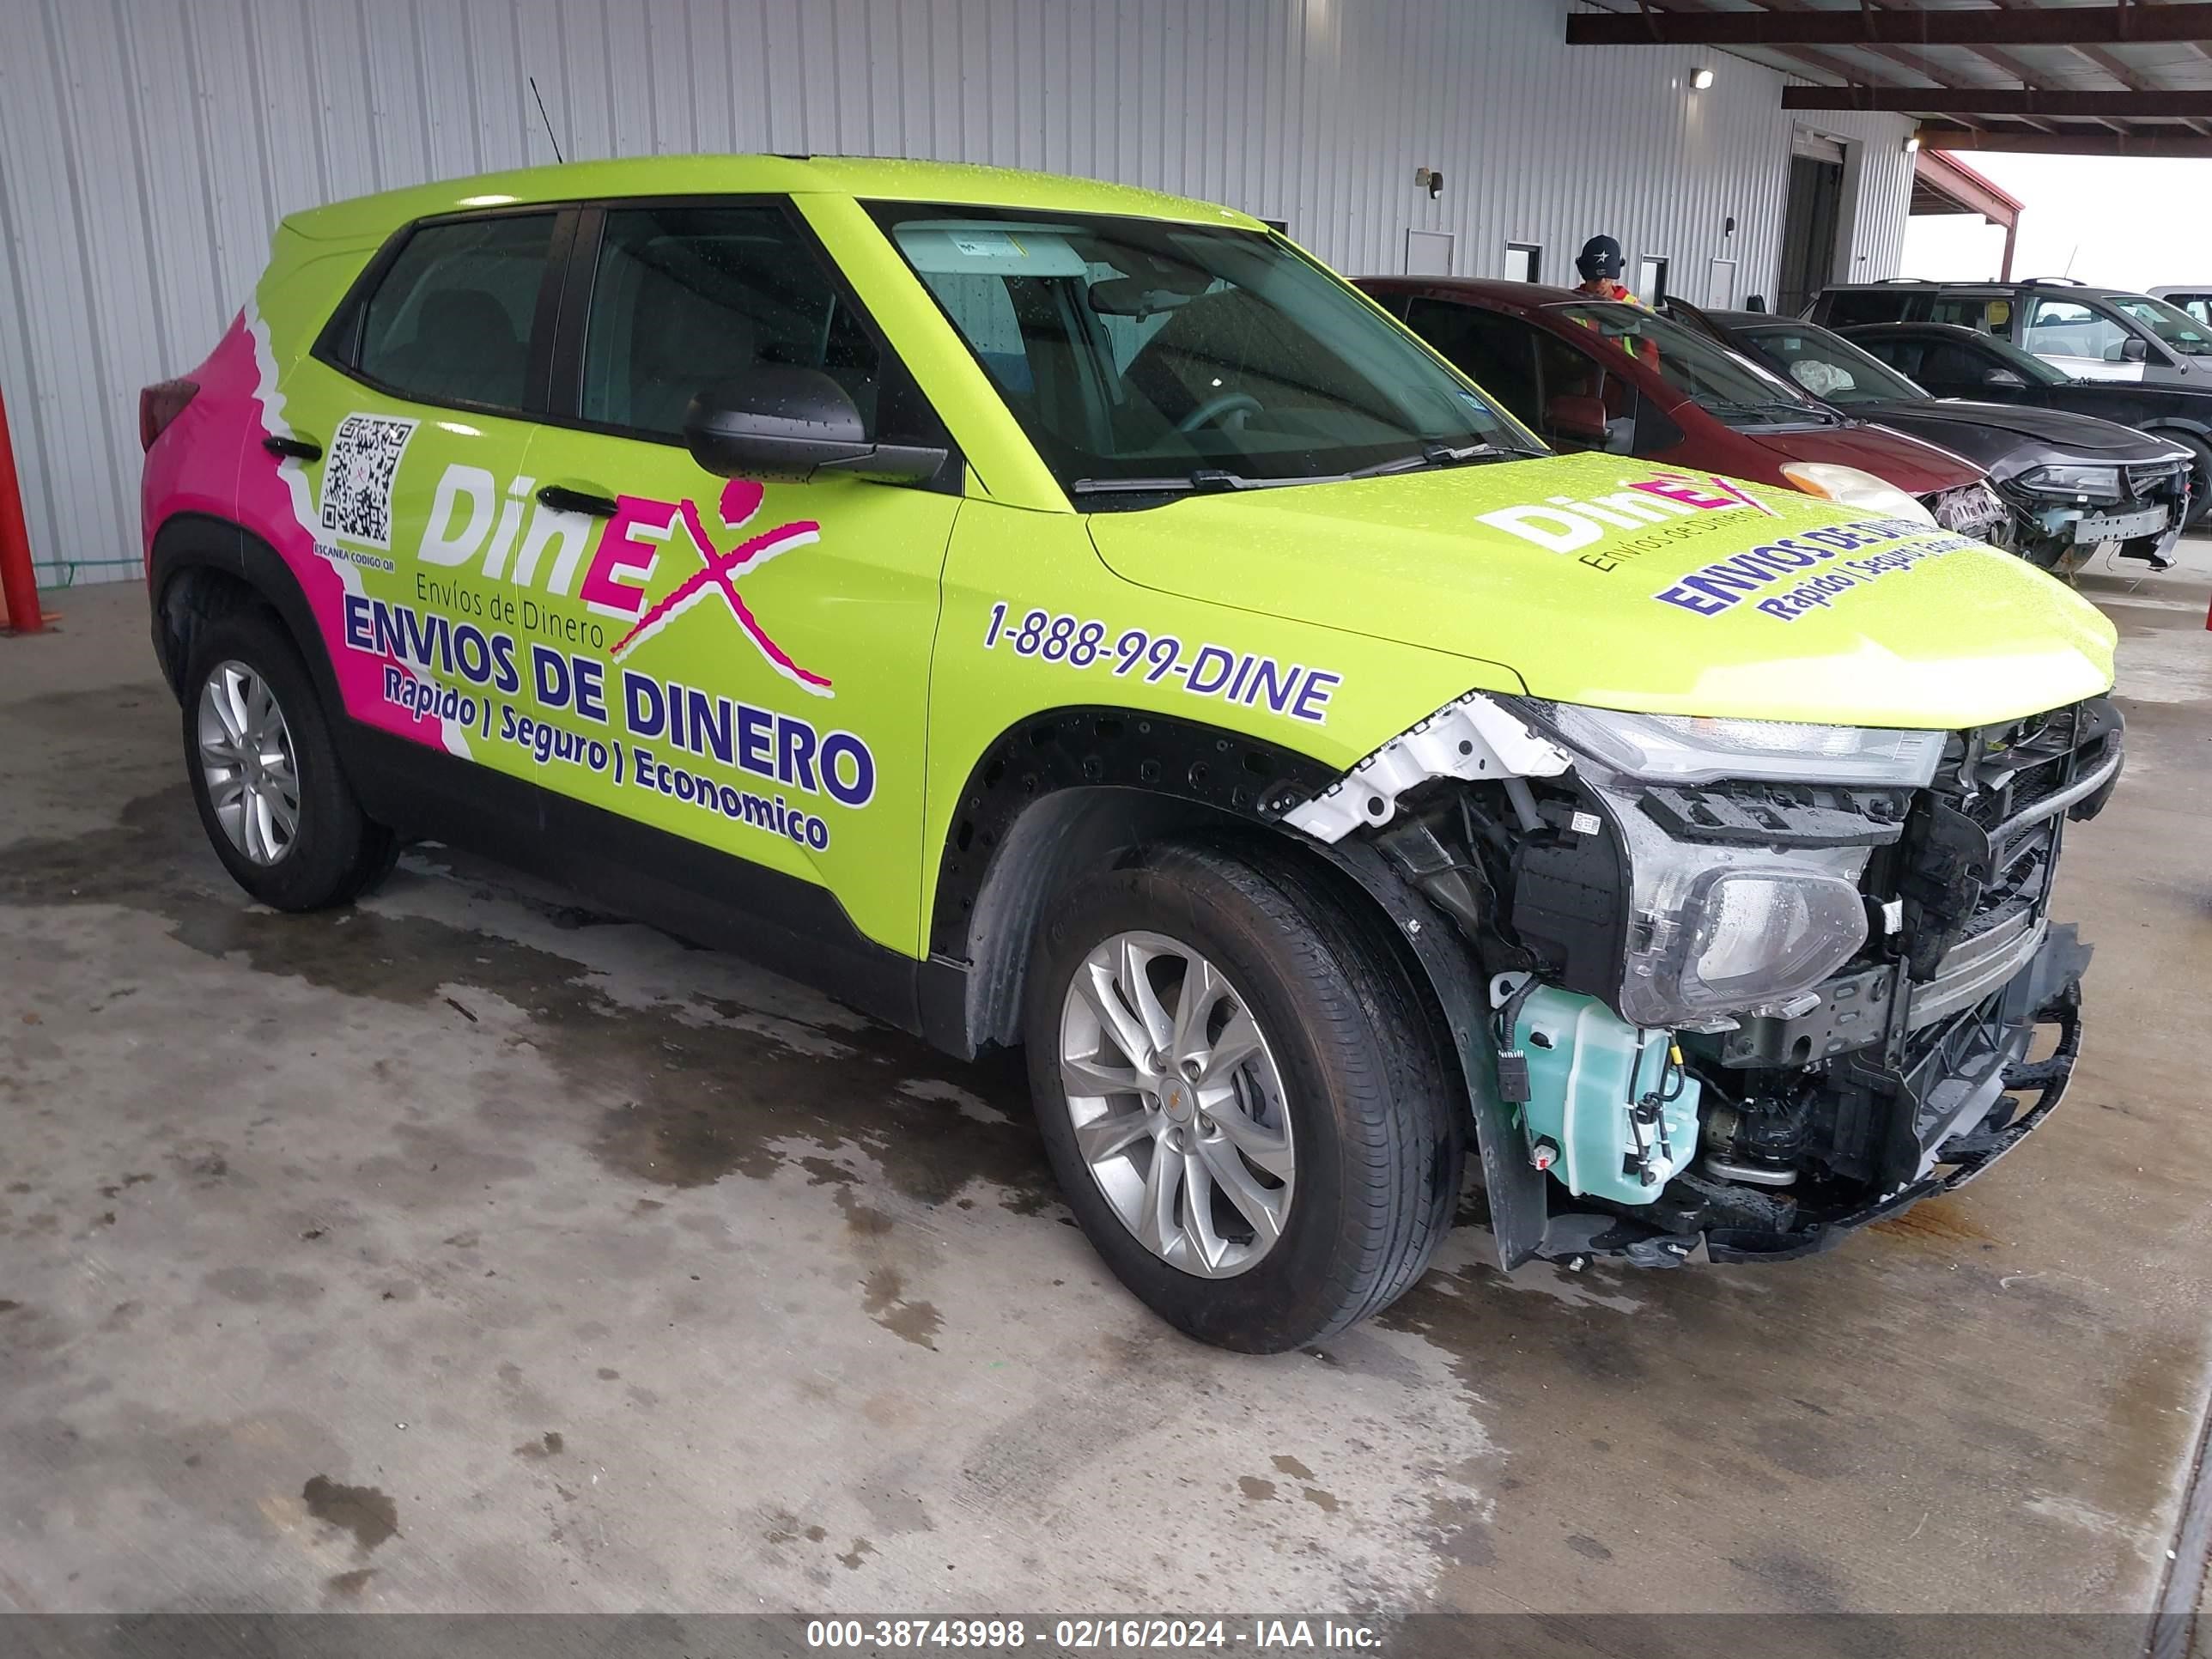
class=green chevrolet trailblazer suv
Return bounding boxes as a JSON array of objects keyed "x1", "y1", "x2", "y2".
[{"x1": 140, "y1": 158, "x2": 2122, "y2": 1352}]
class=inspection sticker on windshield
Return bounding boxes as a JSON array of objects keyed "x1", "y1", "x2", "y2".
[
  {"x1": 951, "y1": 230, "x2": 1024, "y2": 259},
  {"x1": 1653, "y1": 520, "x2": 1975, "y2": 622},
  {"x1": 981, "y1": 600, "x2": 1342, "y2": 724}
]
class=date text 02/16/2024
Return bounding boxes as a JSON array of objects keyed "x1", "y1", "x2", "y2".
[
  {"x1": 803, "y1": 1618, "x2": 1383, "y2": 1650},
  {"x1": 981, "y1": 602, "x2": 1342, "y2": 726}
]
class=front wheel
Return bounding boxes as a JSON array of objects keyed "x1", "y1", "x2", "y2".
[
  {"x1": 181, "y1": 607, "x2": 396, "y2": 911},
  {"x1": 1024, "y1": 842, "x2": 1464, "y2": 1352}
]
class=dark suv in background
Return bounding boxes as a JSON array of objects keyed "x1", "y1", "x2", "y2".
[
  {"x1": 1808, "y1": 278, "x2": 2212, "y2": 391},
  {"x1": 1676, "y1": 304, "x2": 2195, "y2": 569},
  {"x1": 1840, "y1": 321, "x2": 2212, "y2": 527}
]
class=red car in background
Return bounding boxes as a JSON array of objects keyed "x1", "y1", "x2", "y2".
[{"x1": 1357, "y1": 277, "x2": 2009, "y2": 543}]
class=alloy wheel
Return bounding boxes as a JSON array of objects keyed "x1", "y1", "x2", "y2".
[
  {"x1": 1057, "y1": 930, "x2": 1294, "y2": 1278},
  {"x1": 197, "y1": 659, "x2": 301, "y2": 866}
]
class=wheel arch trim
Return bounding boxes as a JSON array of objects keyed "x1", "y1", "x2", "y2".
[{"x1": 148, "y1": 511, "x2": 343, "y2": 715}]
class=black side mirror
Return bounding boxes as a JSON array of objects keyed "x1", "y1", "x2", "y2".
[
  {"x1": 682, "y1": 368, "x2": 947, "y2": 484},
  {"x1": 2120, "y1": 336, "x2": 2151, "y2": 363}
]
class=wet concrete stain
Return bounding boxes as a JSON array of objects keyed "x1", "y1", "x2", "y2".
[
  {"x1": 1727, "y1": 1547, "x2": 1850, "y2": 1613},
  {"x1": 0, "y1": 775, "x2": 1060, "y2": 1251},
  {"x1": 1302, "y1": 1487, "x2": 1340, "y2": 1513},
  {"x1": 860, "y1": 1266, "x2": 943, "y2": 1351},
  {"x1": 1566, "y1": 1533, "x2": 1613, "y2": 1562},
  {"x1": 1425, "y1": 1495, "x2": 1494, "y2": 1567},
  {"x1": 1271, "y1": 1454, "x2": 1316, "y2": 1480},
  {"x1": 301, "y1": 1474, "x2": 399, "y2": 1556},
  {"x1": 1237, "y1": 1476, "x2": 1276, "y2": 1501},
  {"x1": 764, "y1": 1510, "x2": 830, "y2": 1546},
  {"x1": 513, "y1": 1431, "x2": 564, "y2": 1461},
  {"x1": 1869, "y1": 1197, "x2": 1996, "y2": 1248},
  {"x1": 325, "y1": 1568, "x2": 375, "y2": 1597},
  {"x1": 836, "y1": 1536, "x2": 877, "y2": 1571}
]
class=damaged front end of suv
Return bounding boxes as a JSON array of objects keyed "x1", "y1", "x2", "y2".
[{"x1": 1284, "y1": 687, "x2": 2122, "y2": 1269}]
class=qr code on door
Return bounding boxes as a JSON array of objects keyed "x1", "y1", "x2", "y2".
[{"x1": 318, "y1": 412, "x2": 418, "y2": 549}]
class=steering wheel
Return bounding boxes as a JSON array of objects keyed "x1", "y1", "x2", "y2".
[{"x1": 1176, "y1": 390, "x2": 1262, "y2": 434}]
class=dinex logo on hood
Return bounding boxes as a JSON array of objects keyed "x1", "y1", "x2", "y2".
[{"x1": 1476, "y1": 471, "x2": 1775, "y2": 555}]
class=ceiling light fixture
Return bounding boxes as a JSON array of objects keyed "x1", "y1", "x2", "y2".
[{"x1": 1691, "y1": 67, "x2": 1715, "y2": 90}]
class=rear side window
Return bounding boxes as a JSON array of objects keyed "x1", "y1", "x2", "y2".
[
  {"x1": 356, "y1": 214, "x2": 559, "y2": 411},
  {"x1": 1852, "y1": 336, "x2": 1923, "y2": 377},
  {"x1": 1817, "y1": 289, "x2": 1914, "y2": 329},
  {"x1": 580, "y1": 204, "x2": 881, "y2": 441},
  {"x1": 1929, "y1": 295, "x2": 2000, "y2": 331}
]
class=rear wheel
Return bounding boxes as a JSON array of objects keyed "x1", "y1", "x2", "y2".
[
  {"x1": 182, "y1": 608, "x2": 396, "y2": 910},
  {"x1": 1024, "y1": 842, "x2": 1463, "y2": 1352}
]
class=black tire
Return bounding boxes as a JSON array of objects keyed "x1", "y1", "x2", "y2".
[
  {"x1": 1023, "y1": 840, "x2": 1464, "y2": 1352},
  {"x1": 181, "y1": 606, "x2": 396, "y2": 911}
]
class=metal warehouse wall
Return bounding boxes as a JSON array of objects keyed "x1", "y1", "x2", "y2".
[{"x1": 0, "y1": 0, "x2": 1913, "y2": 588}]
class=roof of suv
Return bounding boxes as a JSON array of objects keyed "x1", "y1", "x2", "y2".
[
  {"x1": 1353, "y1": 276, "x2": 1589, "y2": 312},
  {"x1": 282, "y1": 154, "x2": 1262, "y2": 242},
  {"x1": 1819, "y1": 278, "x2": 2141, "y2": 301}
]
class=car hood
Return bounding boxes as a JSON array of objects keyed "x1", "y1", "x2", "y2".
[
  {"x1": 1857, "y1": 398, "x2": 2186, "y2": 468},
  {"x1": 1084, "y1": 452, "x2": 2115, "y2": 731},
  {"x1": 1737, "y1": 420, "x2": 1984, "y2": 494}
]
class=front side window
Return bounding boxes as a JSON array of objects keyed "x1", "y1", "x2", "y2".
[
  {"x1": 1948, "y1": 331, "x2": 2074, "y2": 388},
  {"x1": 2110, "y1": 295, "x2": 2212, "y2": 357},
  {"x1": 581, "y1": 204, "x2": 881, "y2": 439},
  {"x1": 2021, "y1": 297, "x2": 2131, "y2": 364},
  {"x1": 1545, "y1": 302, "x2": 1831, "y2": 428},
  {"x1": 1741, "y1": 325, "x2": 1925, "y2": 404},
  {"x1": 869, "y1": 203, "x2": 1531, "y2": 496},
  {"x1": 1531, "y1": 330, "x2": 1641, "y2": 449},
  {"x1": 1403, "y1": 298, "x2": 1541, "y2": 424},
  {"x1": 357, "y1": 214, "x2": 558, "y2": 411}
]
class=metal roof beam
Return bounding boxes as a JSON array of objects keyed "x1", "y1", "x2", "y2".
[
  {"x1": 1789, "y1": 87, "x2": 2212, "y2": 115},
  {"x1": 1919, "y1": 126, "x2": 2212, "y2": 155},
  {"x1": 1568, "y1": 6, "x2": 2212, "y2": 48}
]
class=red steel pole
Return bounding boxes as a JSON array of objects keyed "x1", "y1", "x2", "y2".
[{"x1": 0, "y1": 374, "x2": 45, "y2": 634}]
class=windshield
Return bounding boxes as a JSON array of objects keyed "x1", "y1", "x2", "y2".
[
  {"x1": 1543, "y1": 302, "x2": 1836, "y2": 427},
  {"x1": 2110, "y1": 294, "x2": 2212, "y2": 357},
  {"x1": 867, "y1": 204, "x2": 1534, "y2": 496},
  {"x1": 1737, "y1": 324, "x2": 1927, "y2": 405}
]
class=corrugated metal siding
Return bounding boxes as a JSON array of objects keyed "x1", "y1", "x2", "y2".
[{"x1": 0, "y1": 0, "x2": 1912, "y2": 587}]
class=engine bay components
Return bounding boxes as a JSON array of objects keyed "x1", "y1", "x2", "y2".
[{"x1": 1492, "y1": 972, "x2": 1702, "y2": 1206}]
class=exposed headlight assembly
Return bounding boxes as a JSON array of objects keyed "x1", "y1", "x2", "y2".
[
  {"x1": 2018, "y1": 463, "x2": 2124, "y2": 504},
  {"x1": 1607, "y1": 799, "x2": 1874, "y2": 1027},
  {"x1": 1779, "y1": 461, "x2": 1936, "y2": 526},
  {"x1": 1517, "y1": 702, "x2": 1941, "y2": 1026}
]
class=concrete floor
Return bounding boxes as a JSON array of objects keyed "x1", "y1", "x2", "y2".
[{"x1": 3, "y1": 548, "x2": 2209, "y2": 1626}]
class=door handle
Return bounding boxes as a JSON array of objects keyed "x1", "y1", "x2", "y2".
[
  {"x1": 263, "y1": 434, "x2": 322, "y2": 461},
  {"x1": 538, "y1": 483, "x2": 621, "y2": 518}
]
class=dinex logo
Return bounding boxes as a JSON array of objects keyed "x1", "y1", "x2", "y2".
[
  {"x1": 1477, "y1": 472, "x2": 1774, "y2": 554},
  {"x1": 417, "y1": 465, "x2": 598, "y2": 592}
]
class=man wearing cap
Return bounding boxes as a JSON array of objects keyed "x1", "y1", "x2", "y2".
[{"x1": 1571, "y1": 235, "x2": 1648, "y2": 307}]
